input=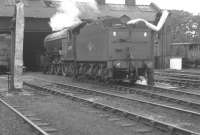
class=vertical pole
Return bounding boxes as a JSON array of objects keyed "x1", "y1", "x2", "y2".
[
  {"x1": 10, "y1": 22, "x2": 15, "y2": 90},
  {"x1": 14, "y1": 0, "x2": 24, "y2": 89},
  {"x1": 160, "y1": 28, "x2": 165, "y2": 69},
  {"x1": 151, "y1": 30, "x2": 155, "y2": 68},
  {"x1": 9, "y1": 0, "x2": 24, "y2": 90},
  {"x1": 72, "y1": 32, "x2": 77, "y2": 79}
]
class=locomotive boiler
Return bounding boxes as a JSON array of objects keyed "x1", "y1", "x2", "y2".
[{"x1": 44, "y1": 18, "x2": 155, "y2": 85}]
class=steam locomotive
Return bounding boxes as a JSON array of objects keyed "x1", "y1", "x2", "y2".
[{"x1": 43, "y1": 17, "x2": 155, "y2": 85}]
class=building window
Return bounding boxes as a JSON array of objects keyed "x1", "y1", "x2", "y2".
[
  {"x1": 43, "y1": 0, "x2": 60, "y2": 8},
  {"x1": 105, "y1": 0, "x2": 125, "y2": 4}
]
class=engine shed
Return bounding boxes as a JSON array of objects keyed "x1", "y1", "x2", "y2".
[
  {"x1": 0, "y1": 0, "x2": 56, "y2": 71},
  {"x1": 0, "y1": 0, "x2": 171, "y2": 72},
  {"x1": 170, "y1": 42, "x2": 200, "y2": 68}
]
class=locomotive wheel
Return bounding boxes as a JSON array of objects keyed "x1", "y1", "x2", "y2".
[
  {"x1": 61, "y1": 64, "x2": 67, "y2": 76},
  {"x1": 97, "y1": 65, "x2": 103, "y2": 81},
  {"x1": 65, "y1": 64, "x2": 69, "y2": 76},
  {"x1": 49, "y1": 64, "x2": 54, "y2": 74},
  {"x1": 147, "y1": 68, "x2": 154, "y2": 86},
  {"x1": 55, "y1": 64, "x2": 62, "y2": 75},
  {"x1": 91, "y1": 64, "x2": 98, "y2": 79},
  {"x1": 68, "y1": 63, "x2": 73, "y2": 76},
  {"x1": 53, "y1": 64, "x2": 57, "y2": 74},
  {"x1": 54, "y1": 64, "x2": 59, "y2": 75}
]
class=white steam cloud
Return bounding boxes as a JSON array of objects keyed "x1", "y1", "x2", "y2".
[{"x1": 50, "y1": 0, "x2": 99, "y2": 31}]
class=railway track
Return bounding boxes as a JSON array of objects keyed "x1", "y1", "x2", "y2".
[
  {"x1": 1, "y1": 83, "x2": 165, "y2": 135},
  {"x1": 0, "y1": 94, "x2": 52, "y2": 135},
  {"x1": 24, "y1": 79, "x2": 200, "y2": 135},
  {"x1": 79, "y1": 79, "x2": 200, "y2": 110},
  {"x1": 155, "y1": 71, "x2": 200, "y2": 87},
  {"x1": 160, "y1": 70, "x2": 200, "y2": 76}
]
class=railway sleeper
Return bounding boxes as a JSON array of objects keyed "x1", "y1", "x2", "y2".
[
  {"x1": 154, "y1": 123, "x2": 174, "y2": 133},
  {"x1": 173, "y1": 129, "x2": 193, "y2": 135},
  {"x1": 131, "y1": 88, "x2": 200, "y2": 110},
  {"x1": 139, "y1": 118, "x2": 155, "y2": 126},
  {"x1": 25, "y1": 83, "x2": 200, "y2": 135}
]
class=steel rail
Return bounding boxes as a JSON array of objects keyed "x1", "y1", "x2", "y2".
[
  {"x1": 155, "y1": 76, "x2": 200, "y2": 84},
  {"x1": 155, "y1": 72, "x2": 200, "y2": 86},
  {"x1": 155, "y1": 71, "x2": 200, "y2": 79},
  {"x1": 24, "y1": 82, "x2": 200, "y2": 135},
  {"x1": 52, "y1": 82, "x2": 200, "y2": 116},
  {"x1": 31, "y1": 76, "x2": 200, "y2": 110},
  {"x1": 155, "y1": 70, "x2": 200, "y2": 77},
  {"x1": 120, "y1": 85, "x2": 200, "y2": 109},
  {"x1": 0, "y1": 97, "x2": 49, "y2": 135},
  {"x1": 28, "y1": 78, "x2": 200, "y2": 117},
  {"x1": 155, "y1": 77, "x2": 200, "y2": 86},
  {"x1": 134, "y1": 84, "x2": 200, "y2": 99}
]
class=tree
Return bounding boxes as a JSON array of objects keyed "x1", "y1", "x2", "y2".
[{"x1": 170, "y1": 10, "x2": 200, "y2": 43}]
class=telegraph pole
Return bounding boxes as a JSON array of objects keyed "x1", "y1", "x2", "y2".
[{"x1": 9, "y1": 0, "x2": 24, "y2": 90}]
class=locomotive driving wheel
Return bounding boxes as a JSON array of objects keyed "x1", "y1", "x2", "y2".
[
  {"x1": 48, "y1": 64, "x2": 54, "y2": 74},
  {"x1": 56, "y1": 63, "x2": 63, "y2": 75},
  {"x1": 147, "y1": 68, "x2": 154, "y2": 86},
  {"x1": 61, "y1": 63, "x2": 67, "y2": 76}
]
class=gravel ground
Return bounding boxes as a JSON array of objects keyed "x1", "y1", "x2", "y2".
[
  {"x1": 22, "y1": 72, "x2": 200, "y2": 133},
  {"x1": 23, "y1": 72, "x2": 200, "y2": 97},
  {"x1": 0, "y1": 75, "x2": 8, "y2": 91},
  {"x1": 23, "y1": 72, "x2": 178, "y2": 91},
  {"x1": 1, "y1": 86, "x2": 165, "y2": 135},
  {"x1": 40, "y1": 82, "x2": 200, "y2": 133},
  {"x1": 0, "y1": 76, "x2": 40, "y2": 135},
  {"x1": 0, "y1": 73, "x2": 163, "y2": 135},
  {"x1": 0, "y1": 101, "x2": 40, "y2": 135}
]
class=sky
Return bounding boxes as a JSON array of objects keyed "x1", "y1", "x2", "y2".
[{"x1": 106, "y1": 0, "x2": 200, "y2": 15}]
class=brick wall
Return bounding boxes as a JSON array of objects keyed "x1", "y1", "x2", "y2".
[
  {"x1": 125, "y1": 0, "x2": 136, "y2": 6},
  {"x1": 96, "y1": 0, "x2": 136, "y2": 5}
]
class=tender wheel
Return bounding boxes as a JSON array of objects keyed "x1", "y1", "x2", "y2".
[
  {"x1": 147, "y1": 68, "x2": 154, "y2": 86},
  {"x1": 61, "y1": 64, "x2": 67, "y2": 76}
]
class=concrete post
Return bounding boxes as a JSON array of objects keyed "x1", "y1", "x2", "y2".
[{"x1": 10, "y1": 0, "x2": 24, "y2": 90}]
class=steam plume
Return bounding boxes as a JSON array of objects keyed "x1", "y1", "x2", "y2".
[
  {"x1": 50, "y1": 0, "x2": 99, "y2": 31},
  {"x1": 127, "y1": 10, "x2": 169, "y2": 32}
]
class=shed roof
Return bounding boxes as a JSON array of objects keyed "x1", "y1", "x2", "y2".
[
  {"x1": 98, "y1": 4, "x2": 158, "y2": 21},
  {"x1": 0, "y1": 0, "x2": 159, "y2": 21},
  {"x1": 0, "y1": 0, "x2": 56, "y2": 18}
]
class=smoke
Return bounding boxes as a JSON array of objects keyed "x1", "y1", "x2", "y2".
[
  {"x1": 50, "y1": 0, "x2": 99, "y2": 31},
  {"x1": 127, "y1": 10, "x2": 169, "y2": 32}
]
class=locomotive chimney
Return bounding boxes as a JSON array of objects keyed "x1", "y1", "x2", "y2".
[{"x1": 125, "y1": 0, "x2": 136, "y2": 6}]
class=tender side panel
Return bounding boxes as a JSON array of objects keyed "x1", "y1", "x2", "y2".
[
  {"x1": 61, "y1": 38, "x2": 74, "y2": 60},
  {"x1": 76, "y1": 23, "x2": 108, "y2": 62}
]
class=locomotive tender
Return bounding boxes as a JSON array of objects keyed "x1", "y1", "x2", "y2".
[{"x1": 44, "y1": 17, "x2": 155, "y2": 85}]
